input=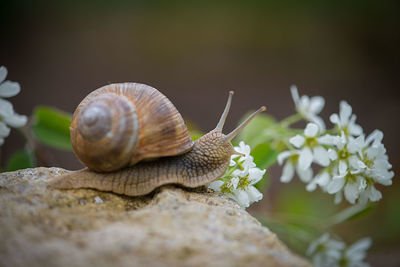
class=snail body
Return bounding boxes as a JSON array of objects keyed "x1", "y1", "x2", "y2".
[{"x1": 50, "y1": 83, "x2": 265, "y2": 196}]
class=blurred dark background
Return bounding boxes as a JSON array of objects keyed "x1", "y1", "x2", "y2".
[{"x1": 1, "y1": 0, "x2": 399, "y2": 265}]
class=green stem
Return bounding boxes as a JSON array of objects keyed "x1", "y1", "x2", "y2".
[
  {"x1": 326, "y1": 203, "x2": 373, "y2": 227},
  {"x1": 280, "y1": 113, "x2": 303, "y2": 128},
  {"x1": 220, "y1": 159, "x2": 243, "y2": 181}
]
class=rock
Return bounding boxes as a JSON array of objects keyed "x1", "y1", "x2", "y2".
[{"x1": 0, "y1": 168, "x2": 310, "y2": 267}]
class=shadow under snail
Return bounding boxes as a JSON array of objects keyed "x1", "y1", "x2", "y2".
[{"x1": 50, "y1": 83, "x2": 266, "y2": 196}]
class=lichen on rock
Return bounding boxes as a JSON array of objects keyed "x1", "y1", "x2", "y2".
[{"x1": 0, "y1": 167, "x2": 310, "y2": 267}]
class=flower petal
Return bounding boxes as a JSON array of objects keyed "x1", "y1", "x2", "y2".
[
  {"x1": 306, "y1": 172, "x2": 330, "y2": 192},
  {"x1": 306, "y1": 179, "x2": 317, "y2": 192},
  {"x1": 290, "y1": 85, "x2": 300, "y2": 106},
  {"x1": 242, "y1": 156, "x2": 256, "y2": 169},
  {"x1": 0, "y1": 66, "x2": 7, "y2": 84},
  {"x1": 249, "y1": 168, "x2": 266, "y2": 184},
  {"x1": 318, "y1": 134, "x2": 335, "y2": 145},
  {"x1": 330, "y1": 113, "x2": 340, "y2": 125},
  {"x1": 313, "y1": 146, "x2": 330, "y2": 166},
  {"x1": 309, "y1": 96, "x2": 325, "y2": 114},
  {"x1": 296, "y1": 164, "x2": 313, "y2": 182},
  {"x1": 0, "y1": 121, "x2": 11, "y2": 137},
  {"x1": 289, "y1": 135, "x2": 305, "y2": 148},
  {"x1": 332, "y1": 132, "x2": 347, "y2": 149},
  {"x1": 299, "y1": 95, "x2": 310, "y2": 111},
  {"x1": 327, "y1": 148, "x2": 338, "y2": 161},
  {"x1": 346, "y1": 237, "x2": 372, "y2": 261},
  {"x1": 347, "y1": 135, "x2": 365, "y2": 154},
  {"x1": 304, "y1": 123, "x2": 319, "y2": 137},
  {"x1": 233, "y1": 190, "x2": 250, "y2": 208},
  {"x1": 349, "y1": 121, "x2": 363, "y2": 137},
  {"x1": 280, "y1": 162, "x2": 295, "y2": 183},
  {"x1": 0, "y1": 81, "x2": 21, "y2": 98},
  {"x1": 4, "y1": 113, "x2": 27, "y2": 128},
  {"x1": 366, "y1": 129, "x2": 383, "y2": 146},
  {"x1": 309, "y1": 115, "x2": 326, "y2": 132},
  {"x1": 339, "y1": 160, "x2": 348, "y2": 176},
  {"x1": 307, "y1": 233, "x2": 330, "y2": 256},
  {"x1": 0, "y1": 98, "x2": 14, "y2": 117},
  {"x1": 344, "y1": 182, "x2": 360, "y2": 204},
  {"x1": 327, "y1": 239, "x2": 346, "y2": 251},
  {"x1": 277, "y1": 151, "x2": 291, "y2": 165},
  {"x1": 368, "y1": 185, "x2": 382, "y2": 202},
  {"x1": 339, "y1": 101, "x2": 352, "y2": 125},
  {"x1": 207, "y1": 180, "x2": 224, "y2": 192},
  {"x1": 327, "y1": 177, "x2": 345, "y2": 194},
  {"x1": 231, "y1": 177, "x2": 240, "y2": 190},
  {"x1": 299, "y1": 147, "x2": 313, "y2": 170},
  {"x1": 349, "y1": 155, "x2": 366, "y2": 170},
  {"x1": 235, "y1": 141, "x2": 251, "y2": 157},
  {"x1": 246, "y1": 186, "x2": 263, "y2": 203},
  {"x1": 358, "y1": 178, "x2": 367, "y2": 191}
]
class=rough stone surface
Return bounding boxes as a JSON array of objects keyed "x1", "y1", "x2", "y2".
[{"x1": 0, "y1": 168, "x2": 310, "y2": 267}]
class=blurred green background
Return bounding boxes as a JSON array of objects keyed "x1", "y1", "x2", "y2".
[{"x1": 1, "y1": 0, "x2": 399, "y2": 265}]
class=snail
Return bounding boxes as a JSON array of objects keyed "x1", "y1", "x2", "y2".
[{"x1": 50, "y1": 83, "x2": 265, "y2": 196}]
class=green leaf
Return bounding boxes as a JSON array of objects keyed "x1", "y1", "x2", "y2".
[
  {"x1": 32, "y1": 106, "x2": 73, "y2": 151},
  {"x1": 250, "y1": 143, "x2": 278, "y2": 191},
  {"x1": 254, "y1": 172, "x2": 269, "y2": 192},
  {"x1": 251, "y1": 143, "x2": 278, "y2": 170},
  {"x1": 189, "y1": 131, "x2": 204, "y2": 141},
  {"x1": 236, "y1": 113, "x2": 277, "y2": 147},
  {"x1": 276, "y1": 183, "x2": 338, "y2": 220},
  {"x1": 5, "y1": 149, "x2": 35, "y2": 172}
]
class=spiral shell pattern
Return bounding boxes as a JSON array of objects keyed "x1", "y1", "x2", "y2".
[{"x1": 70, "y1": 83, "x2": 193, "y2": 172}]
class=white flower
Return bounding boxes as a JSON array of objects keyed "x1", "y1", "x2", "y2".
[
  {"x1": 207, "y1": 180, "x2": 224, "y2": 192},
  {"x1": 307, "y1": 233, "x2": 345, "y2": 267},
  {"x1": 0, "y1": 66, "x2": 21, "y2": 97},
  {"x1": 233, "y1": 141, "x2": 251, "y2": 157},
  {"x1": 307, "y1": 234, "x2": 371, "y2": 267},
  {"x1": 289, "y1": 123, "x2": 331, "y2": 168},
  {"x1": 207, "y1": 141, "x2": 266, "y2": 208},
  {"x1": 306, "y1": 172, "x2": 331, "y2": 192},
  {"x1": 282, "y1": 94, "x2": 393, "y2": 205},
  {"x1": 330, "y1": 101, "x2": 363, "y2": 137},
  {"x1": 343, "y1": 238, "x2": 372, "y2": 267},
  {"x1": 229, "y1": 163, "x2": 265, "y2": 208},
  {"x1": 358, "y1": 182, "x2": 382, "y2": 206},
  {"x1": 325, "y1": 129, "x2": 393, "y2": 205},
  {"x1": 279, "y1": 122, "x2": 335, "y2": 188},
  {"x1": 278, "y1": 150, "x2": 313, "y2": 183},
  {"x1": 230, "y1": 141, "x2": 251, "y2": 165},
  {"x1": 290, "y1": 85, "x2": 326, "y2": 131},
  {"x1": 361, "y1": 130, "x2": 394, "y2": 185},
  {"x1": 0, "y1": 66, "x2": 27, "y2": 145}
]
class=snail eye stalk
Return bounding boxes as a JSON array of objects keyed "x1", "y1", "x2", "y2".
[
  {"x1": 215, "y1": 91, "x2": 234, "y2": 131},
  {"x1": 224, "y1": 106, "x2": 266, "y2": 142}
]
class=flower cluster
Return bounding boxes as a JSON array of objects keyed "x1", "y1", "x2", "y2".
[
  {"x1": 307, "y1": 233, "x2": 372, "y2": 267},
  {"x1": 279, "y1": 86, "x2": 394, "y2": 205},
  {"x1": 0, "y1": 66, "x2": 27, "y2": 145},
  {"x1": 208, "y1": 141, "x2": 266, "y2": 208}
]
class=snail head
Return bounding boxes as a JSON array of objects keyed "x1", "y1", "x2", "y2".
[{"x1": 197, "y1": 91, "x2": 266, "y2": 159}]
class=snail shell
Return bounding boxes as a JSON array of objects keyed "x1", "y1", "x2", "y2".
[{"x1": 71, "y1": 83, "x2": 193, "y2": 172}]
